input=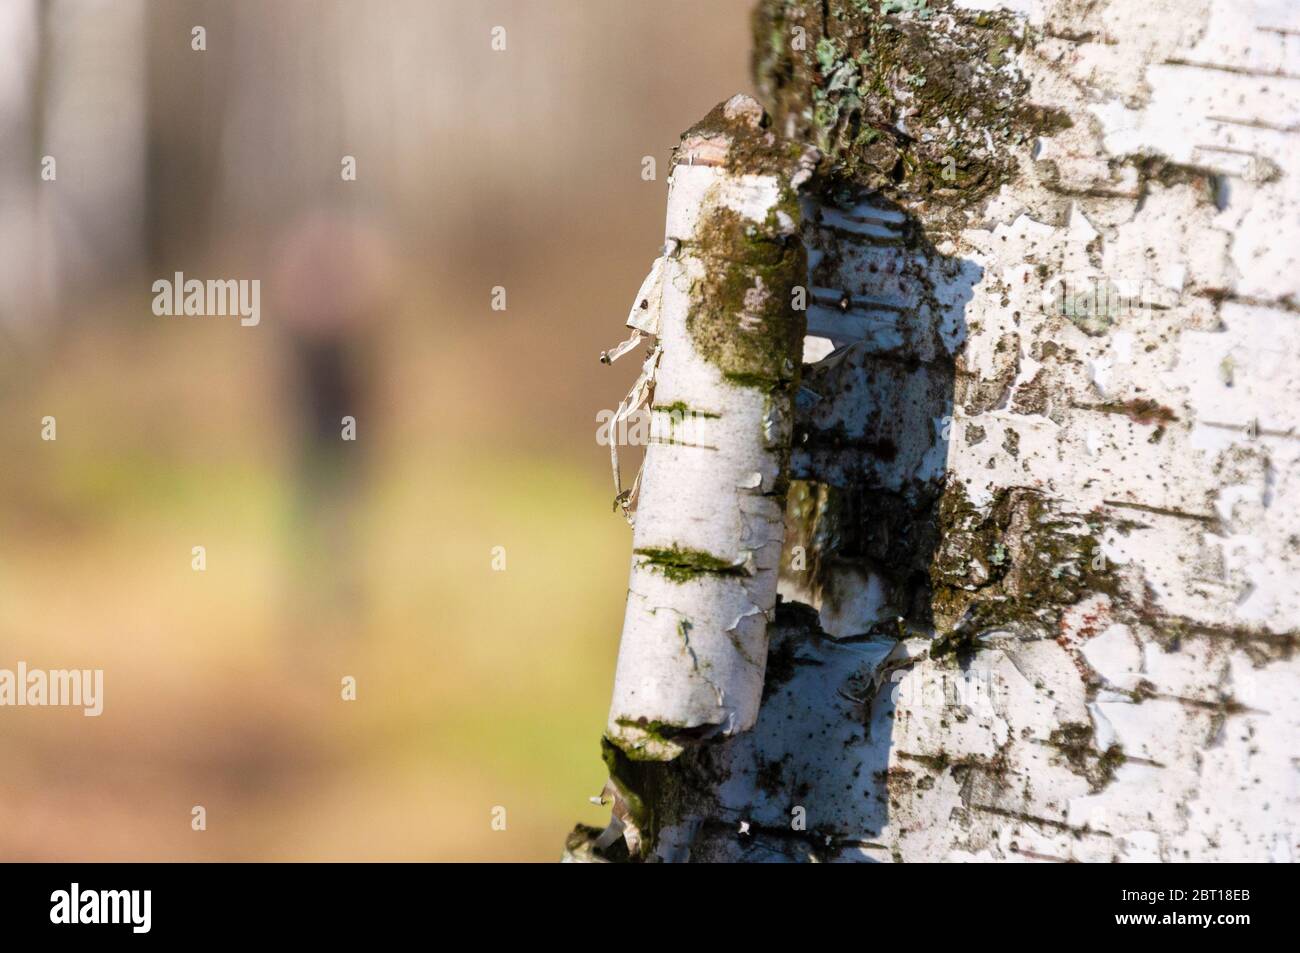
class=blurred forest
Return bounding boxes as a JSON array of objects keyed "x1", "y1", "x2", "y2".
[{"x1": 0, "y1": 0, "x2": 752, "y2": 860}]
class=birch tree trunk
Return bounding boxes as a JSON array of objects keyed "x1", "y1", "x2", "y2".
[{"x1": 571, "y1": 0, "x2": 1300, "y2": 863}]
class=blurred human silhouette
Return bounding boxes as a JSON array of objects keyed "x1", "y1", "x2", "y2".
[{"x1": 271, "y1": 209, "x2": 393, "y2": 638}]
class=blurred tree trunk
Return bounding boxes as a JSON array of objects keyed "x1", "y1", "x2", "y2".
[
  {"x1": 0, "y1": 0, "x2": 53, "y2": 347},
  {"x1": 572, "y1": 0, "x2": 1299, "y2": 863},
  {"x1": 143, "y1": 0, "x2": 231, "y2": 270},
  {"x1": 1, "y1": 0, "x2": 148, "y2": 363}
]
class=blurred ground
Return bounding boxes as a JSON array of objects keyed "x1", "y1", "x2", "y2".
[{"x1": 0, "y1": 0, "x2": 754, "y2": 860}]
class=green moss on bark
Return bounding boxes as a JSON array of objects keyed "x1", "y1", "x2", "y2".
[
  {"x1": 1049, "y1": 722, "x2": 1127, "y2": 792},
  {"x1": 634, "y1": 544, "x2": 749, "y2": 583},
  {"x1": 651, "y1": 401, "x2": 721, "y2": 419},
  {"x1": 752, "y1": 0, "x2": 1069, "y2": 230},
  {"x1": 599, "y1": 737, "x2": 725, "y2": 860},
  {"x1": 929, "y1": 482, "x2": 1118, "y2": 653},
  {"x1": 687, "y1": 204, "x2": 807, "y2": 394}
]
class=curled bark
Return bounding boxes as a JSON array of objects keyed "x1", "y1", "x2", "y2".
[{"x1": 605, "y1": 95, "x2": 817, "y2": 761}]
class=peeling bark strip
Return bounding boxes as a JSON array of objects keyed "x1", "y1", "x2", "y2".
[{"x1": 605, "y1": 95, "x2": 817, "y2": 761}]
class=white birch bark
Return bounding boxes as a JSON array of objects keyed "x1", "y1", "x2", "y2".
[
  {"x1": 605, "y1": 96, "x2": 816, "y2": 762},
  {"x1": 574, "y1": 0, "x2": 1300, "y2": 863}
]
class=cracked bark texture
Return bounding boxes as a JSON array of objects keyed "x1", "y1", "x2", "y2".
[{"x1": 572, "y1": 0, "x2": 1299, "y2": 862}]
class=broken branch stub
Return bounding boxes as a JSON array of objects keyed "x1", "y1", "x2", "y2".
[{"x1": 605, "y1": 94, "x2": 817, "y2": 761}]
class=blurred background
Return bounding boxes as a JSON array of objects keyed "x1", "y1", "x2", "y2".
[{"x1": 0, "y1": 0, "x2": 754, "y2": 860}]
